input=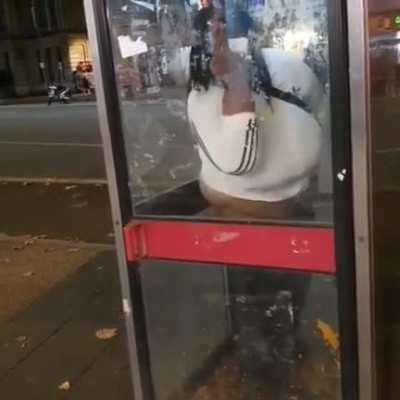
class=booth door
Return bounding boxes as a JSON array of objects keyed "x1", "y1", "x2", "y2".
[{"x1": 84, "y1": 0, "x2": 357, "y2": 399}]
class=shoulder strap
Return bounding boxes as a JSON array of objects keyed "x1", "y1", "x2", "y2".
[
  {"x1": 252, "y1": 52, "x2": 309, "y2": 113},
  {"x1": 190, "y1": 117, "x2": 259, "y2": 176}
]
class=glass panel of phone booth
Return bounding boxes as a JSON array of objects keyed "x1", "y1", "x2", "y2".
[
  {"x1": 141, "y1": 261, "x2": 341, "y2": 400},
  {"x1": 103, "y1": 1, "x2": 342, "y2": 400},
  {"x1": 107, "y1": 0, "x2": 333, "y2": 224}
]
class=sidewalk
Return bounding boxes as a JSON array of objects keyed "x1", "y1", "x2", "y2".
[
  {"x1": 0, "y1": 181, "x2": 133, "y2": 399},
  {"x1": 0, "y1": 182, "x2": 112, "y2": 243},
  {"x1": 0, "y1": 248, "x2": 132, "y2": 400}
]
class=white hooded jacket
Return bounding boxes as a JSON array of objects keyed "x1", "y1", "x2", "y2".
[{"x1": 187, "y1": 47, "x2": 325, "y2": 202}]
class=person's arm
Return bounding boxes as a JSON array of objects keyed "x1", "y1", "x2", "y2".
[
  {"x1": 188, "y1": 13, "x2": 258, "y2": 175},
  {"x1": 210, "y1": 17, "x2": 254, "y2": 115}
]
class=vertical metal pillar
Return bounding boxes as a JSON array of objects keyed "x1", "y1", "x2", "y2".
[
  {"x1": 347, "y1": 1, "x2": 376, "y2": 400},
  {"x1": 83, "y1": 1, "x2": 154, "y2": 399}
]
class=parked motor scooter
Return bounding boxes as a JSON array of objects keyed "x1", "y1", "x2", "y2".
[{"x1": 47, "y1": 84, "x2": 71, "y2": 105}]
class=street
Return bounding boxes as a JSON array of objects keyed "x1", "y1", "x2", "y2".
[
  {"x1": 3, "y1": 96, "x2": 400, "y2": 198},
  {"x1": 0, "y1": 103, "x2": 105, "y2": 182},
  {"x1": 0, "y1": 98, "x2": 197, "y2": 192}
]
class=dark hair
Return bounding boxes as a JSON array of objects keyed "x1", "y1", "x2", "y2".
[
  {"x1": 188, "y1": 46, "x2": 215, "y2": 91},
  {"x1": 188, "y1": 4, "x2": 217, "y2": 91}
]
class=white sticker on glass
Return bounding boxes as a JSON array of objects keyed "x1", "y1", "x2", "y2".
[{"x1": 118, "y1": 35, "x2": 148, "y2": 58}]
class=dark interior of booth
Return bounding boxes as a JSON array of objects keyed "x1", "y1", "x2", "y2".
[
  {"x1": 133, "y1": 180, "x2": 334, "y2": 227},
  {"x1": 140, "y1": 260, "x2": 341, "y2": 400}
]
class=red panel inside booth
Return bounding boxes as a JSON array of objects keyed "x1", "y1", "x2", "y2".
[{"x1": 124, "y1": 221, "x2": 335, "y2": 274}]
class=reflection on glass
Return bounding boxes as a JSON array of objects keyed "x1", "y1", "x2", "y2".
[
  {"x1": 368, "y1": 1, "x2": 400, "y2": 398},
  {"x1": 141, "y1": 261, "x2": 341, "y2": 400},
  {"x1": 108, "y1": 0, "x2": 332, "y2": 222}
]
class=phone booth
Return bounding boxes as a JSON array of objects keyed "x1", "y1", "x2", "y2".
[{"x1": 82, "y1": 0, "x2": 381, "y2": 399}]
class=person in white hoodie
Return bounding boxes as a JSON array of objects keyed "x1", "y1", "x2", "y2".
[
  {"x1": 187, "y1": 11, "x2": 325, "y2": 219},
  {"x1": 187, "y1": 11, "x2": 327, "y2": 399}
]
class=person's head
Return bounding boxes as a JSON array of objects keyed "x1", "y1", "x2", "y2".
[
  {"x1": 200, "y1": 0, "x2": 213, "y2": 9},
  {"x1": 236, "y1": 0, "x2": 245, "y2": 12},
  {"x1": 189, "y1": 49, "x2": 214, "y2": 91}
]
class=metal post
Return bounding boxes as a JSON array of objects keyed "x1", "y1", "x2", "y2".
[
  {"x1": 326, "y1": 0, "x2": 364, "y2": 399},
  {"x1": 83, "y1": 1, "x2": 154, "y2": 400},
  {"x1": 346, "y1": 1, "x2": 376, "y2": 400}
]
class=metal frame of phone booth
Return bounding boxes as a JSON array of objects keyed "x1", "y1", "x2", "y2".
[{"x1": 83, "y1": 0, "x2": 376, "y2": 399}]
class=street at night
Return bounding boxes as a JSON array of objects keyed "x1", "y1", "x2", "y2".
[{"x1": 1, "y1": 0, "x2": 400, "y2": 398}]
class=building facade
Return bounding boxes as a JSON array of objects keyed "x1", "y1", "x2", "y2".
[{"x1": 0, "y1": 0, "x2": 91, "y2": 97}]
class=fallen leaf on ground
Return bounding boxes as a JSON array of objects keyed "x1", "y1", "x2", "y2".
[
  {"x1": 316, "y1": 319, "x2": 340, "y2": 352},
  {"x1": 43, "y1": 248, "x2": 57, "y2": 253},
  {"x1": 23, "y1": 238, "x2": 36, "y2": 246},
  {"x1": 58, "y1": 381, "x2": 71, "y2": 391},
  {"x1": 67, "y1": 248, "x2": 80, "y2": 253},
  {"x1": 65, "y1": 185, "x2": 78, "y2": 191},
  {"x1": 22, "y1": 271, "x2": 35, "y2": 278},
  {"x1": 71, "y1": 201, "x2": 89, "y2": 208},
  {"x1": 18, "y1": 235, "x2": 48, "y2": 249},
  {"x1": 15, "y1": 336, "x2": 29, "y2": 348},
  {"x1": 13, "y1": 245, "x2": 25, "y2": 251},
  {"x1": 95, "y1": 328, "x2": 118, "y2": 340},
  {"x1": 16, "y1": 336, "x2": 27, "y2": 343},
  {"x1": 71, "y1": 192, "x2": 85, "y2": 200}
]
